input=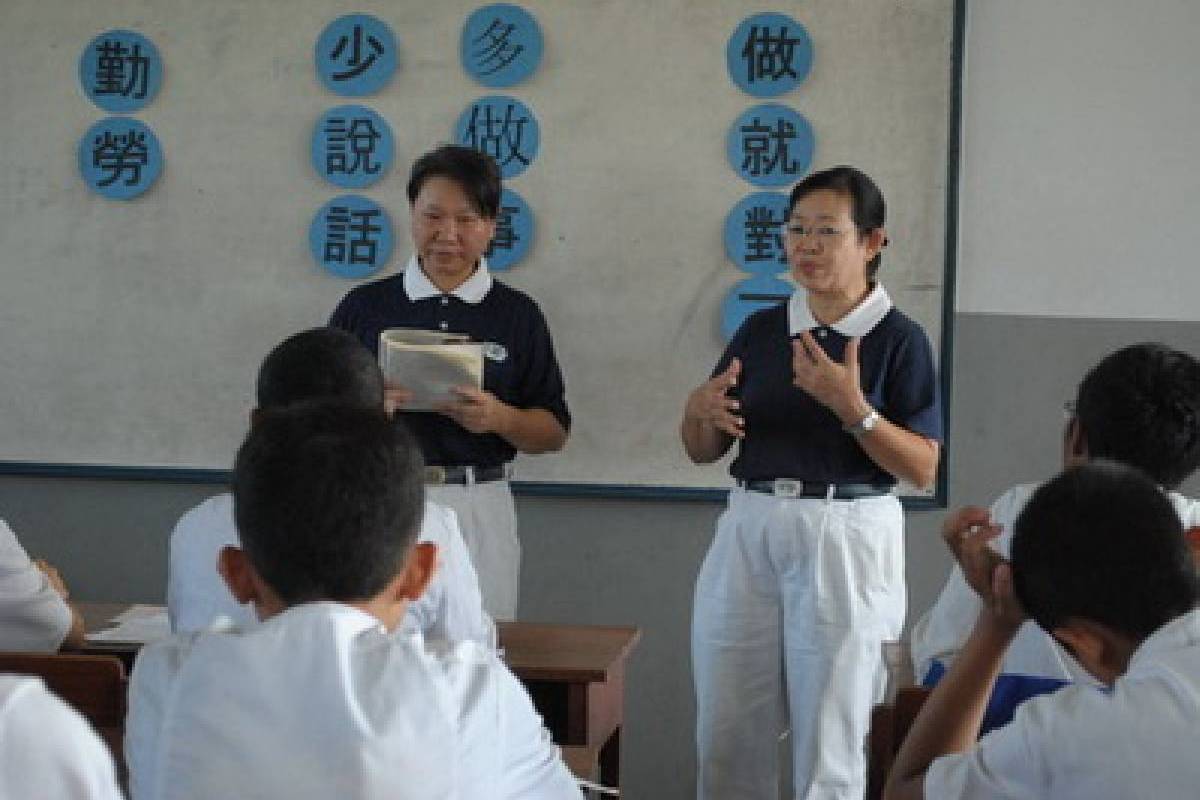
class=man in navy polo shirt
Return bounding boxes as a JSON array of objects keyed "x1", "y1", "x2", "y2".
[{"x1": 330, "y1": 145, "x2": 569, "y2": 620}]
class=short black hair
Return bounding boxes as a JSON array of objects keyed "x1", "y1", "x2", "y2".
[
  {"x1": 1075, "y1": 343, "x2": 1200, "y2": 488},
  {"x1": 1012, "y1": 461, "x2": 1198, "y2": 641},
  {"x1": 406, "y1": 145, "x2": 501, "y2": 219},
  {"x1": 233, "y1": 403, "x2": 426, "y2": 604},
  {"x1": 787, "y1": 165, "x2": 887, "y2": 279},
  {"x1": 255, "y1": 327, "x2": 383, "y2": 411}
]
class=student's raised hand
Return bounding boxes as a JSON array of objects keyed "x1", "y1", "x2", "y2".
[
  {"x1": 792, "y1": 333, "x2": 866, "y2": 424},
  {"x1": 942, "y1": 506, "x2": 1025, "y2": 628},
  {"x1": 685, "y1": 358, "x2": 744, "y2": 439},
  {"x1": 436, "y1": 386, "x2": 511, "y2": 435}
]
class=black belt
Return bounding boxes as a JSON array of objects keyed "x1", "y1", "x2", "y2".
[
  {"x1": 739, "y1": 479, "x2": 891, "y2": 499},
  {"x1": 424, "y1": 465, "x2": 507, "y2": 485}
]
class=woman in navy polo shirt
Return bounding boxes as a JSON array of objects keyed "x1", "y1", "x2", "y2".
[{"x1": 682, "y1": 166, "x2": 942, "y2": 800}]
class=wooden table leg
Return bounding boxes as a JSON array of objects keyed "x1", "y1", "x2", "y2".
[{"x1": 598, "y1": 725, "x2": 621, "y2": 791}]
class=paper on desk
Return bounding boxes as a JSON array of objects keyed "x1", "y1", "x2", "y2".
[
  {"x1": 379, "y1": 329, "x2": 484, "y2": 412},
  {"x1": 85, "y1": 605, "x2": 171, "y2": 644}
]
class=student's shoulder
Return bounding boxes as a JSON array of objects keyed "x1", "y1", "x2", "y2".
[{"x1": 0, "y1": 518, "x2": 30, "y2": 564}]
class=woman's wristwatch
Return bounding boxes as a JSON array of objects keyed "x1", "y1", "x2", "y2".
[{"x1": 844, "y1": 407, "x2": 881, "y2": 438}]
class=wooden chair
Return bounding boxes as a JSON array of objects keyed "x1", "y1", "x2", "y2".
[
  {"x1": 0, "y1": 652, "x2": 128, "y2": 778},
  {"x1": 866, "y1": 685, "x2": 932, "y2": 800}
]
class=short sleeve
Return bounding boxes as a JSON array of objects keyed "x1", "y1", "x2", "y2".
[
  {"x1": 924, "y1": 702, "x2": 1048, "y2": 800},
  {"x1": 712, "y1": 315, "x2": 753, "y2": 380},
  {"x1": 495, "y1": 660, "x2": 584, "y2": 799},
  {"x1": 0, "y1": 520, "x2": 73, "y2": 651},
  {"x1": 407, "y1": 502, "x2": 493, "y2": 647},
  {"x1": 166, "y1": 497, "x2": 256, "y2": 635},
  {"x1": 513, "y1": 302, "x2": 571, "y2": 430},
  {"x1": 883, "y1": 325, "x2": 942, "y2": 442}
]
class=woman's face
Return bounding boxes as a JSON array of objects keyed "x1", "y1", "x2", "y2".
[
  {"x1": 784, "y1": 189, "x2": 882, "y2": 297},
  {"x1": 410, "y1": 175, "x2": 497, "y2": 290}
]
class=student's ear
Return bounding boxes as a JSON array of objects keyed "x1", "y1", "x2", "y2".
[
  {"x1": 1053, "y1": 618, "x2": 1134, "y2": 685},
  {"x1": 1185, "y1": 526, "x2": 1200, "y2": 564},
  {"x1": 395, "y1": 542, "x2": 438, "y2": 602},
  {"x1": 1062, "y1": 417, "x2": 1088, "y2": 467},
  {"x1": 217, "y1": 546, "x2": 260, "y2": 606}
]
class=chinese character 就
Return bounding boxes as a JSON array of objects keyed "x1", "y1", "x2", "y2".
[
  {"x1": 325, "y1": 116, "x2": 381, "y2": 176},
  {"x1": 92, "y1": 129, "x2": 149, "y2": 187},
  {"x1": 740, "y1": 25, "x2": 802, "y2": 84},
  {"x1": 470, "y1": 19, "x2": 524, "y2": 76},
  {"x1": 93, "y1": 39, "x2": 150, "y2": 99},
  {"x1": 743, "y1": 206, "x2": 786, "y2": 264},
  {"x1": 486, "y1": 204, "x2": 521, "y2": 256},
  {"x1": 329, "y1": 25, "x2": 384, "y2": 82},
  {"x1": 740, "y1": 117, "x2": 800, "y2": 178},
  {"x1": 324, "y1": 206, "x2": 382, "y2": 265},
  {"x1": 463, "y1": 104, "x2": 529, "y2": 168}
]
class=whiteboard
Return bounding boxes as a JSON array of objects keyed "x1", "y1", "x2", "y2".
[{"x1": 0, "y1": 0, "x2": 961, "y2": 497}]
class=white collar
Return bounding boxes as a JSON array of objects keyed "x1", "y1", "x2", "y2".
[
  {"x1": 1127, "y1": 608, "x2": 1200, "y2": 674},
  {"x1": 402, "y1": 255, "x2": 493, "y2": 304},
  {"x1": 788, "y1": 283, "x2": 893, "y2": 337}
]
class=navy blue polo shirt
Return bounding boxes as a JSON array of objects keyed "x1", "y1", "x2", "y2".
[
  {"x1": 714, "y1": 299, "x2": 942, "y2": 485},
  {"x1": 329, "y1": 270, "x2": 569, "y2": 468}
]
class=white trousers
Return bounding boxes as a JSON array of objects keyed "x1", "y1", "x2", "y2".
[
  {"x1": 426, "y1": 480, "x2": 520, "y2": 621},
  {"x1": 693, "y1": 488, "x2": 905, "y2": 800}
]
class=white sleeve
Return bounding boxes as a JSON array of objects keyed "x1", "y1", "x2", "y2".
[
  {"x1": 495, "y1": 661, "x2": 584, "y2": 800},
  {"x1": 167, "y1": 497, "x2": 255, "y2": 634},
  {"x1": 0, "y1": 677, "x2": 124, "y2": 800},
  {"x1": 409, "y1": 503, "x2": 493, "y2": 647},
  {"x1": 924, "y1": 698, "x2": 1050, "y2": 799},
  {"x1": 126, "y1": 637, "x2": 190, "y2": 800},
  {"x1": 0, "y1": 520, "x2": 72, "y2": 651}
]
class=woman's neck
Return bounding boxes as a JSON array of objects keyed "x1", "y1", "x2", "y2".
[{"x1": 807, "y1": 282, "x2": 872, "y2": 326}]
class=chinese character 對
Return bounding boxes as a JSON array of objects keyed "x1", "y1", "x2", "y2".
[
  {"x1": 486, "y1": 204, "x2": 521, "y2": 257},
  {"x1": 740, "y1": 117, "x2": 800, "y2": 178},
  {"x1": 93, "y1": 39, "x2": 150, "y2": 98},
  {"x1": 92, "y1": 130, "x2": 149, "y2": 187},
  {"x1": 325, "y1": 117, "x2": 381, "y2": 176},
  {"x1": 470, "y1": 19, "x2": 524, "y2": 76},
  {"x1": 740, "y1": 25, "x2": 802, "y2": 84},
  {"x1": 743, "y1": 206, "x2": 786, "y2": 264},
  {"x1": 464, "y1": 104, "x2": 529, "y2": 168},
  {"x1": 329, "y1": 25, "x2": 384, "y2": 82},
  {"x1": 324, "y1": 206, "x2": 382, "y2": 265}
]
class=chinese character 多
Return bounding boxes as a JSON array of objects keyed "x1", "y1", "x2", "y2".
[{"x1": 470, "y1": 19, "x2": 524, "y2": 77}]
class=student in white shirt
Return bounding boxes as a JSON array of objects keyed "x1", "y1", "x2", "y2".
[
  {"x1": 0, "y1": 520, "x2": 85, "y2": 651},
  {"x1": 911, "y1": 343, "x2": 1200, "y2": 731},
  {"x1": 0, "y1": 674, "x2": 124, "y2": 799},
  {"x1": 166, "y1": 327, "x2": 493, "y2": 646},
  {"x1": 886, "y1": 462, "x2": 1200, "y2": 800},
  {"x1": 128, "y1": 404, "x2": 581, "y2": 800}
]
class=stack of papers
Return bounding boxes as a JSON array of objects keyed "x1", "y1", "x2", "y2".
[
  {"x1": 379, "y1": 329, "x2": 484, "y2": 411},
  {"x1": 85, "y1": 604, "x2": 171, "y2": 644}
]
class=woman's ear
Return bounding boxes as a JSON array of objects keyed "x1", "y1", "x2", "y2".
[{"x1": 866, "y1": 227, "x2": 887, "y2": 260}]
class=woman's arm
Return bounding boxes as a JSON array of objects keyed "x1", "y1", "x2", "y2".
[{"x1": 681, "y1": 359, "x2": 742, "y2": 464}]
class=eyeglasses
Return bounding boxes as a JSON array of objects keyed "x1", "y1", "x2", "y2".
[{"x1": 785, "y1": 224, "x2": 846, "y2": 243}]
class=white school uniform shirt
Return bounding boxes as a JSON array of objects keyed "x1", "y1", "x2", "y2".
[
  {"x1": 910, "y1": 484, "x2": 1200, "y2": 685},
  {"x1": 0, "y1": 519, "x2": 73, "y2": 651},
  {"x1": 167, "y1": 494, "x2": 494, "y2": 645},
  {"x1": 0, "y1": 675, "x2": 124, "y2": 800},
  {"x1": 126, "y1": 602, "x2": 582, "y2": 800},
  {"x1": 925, "y1": 608, "x2": 1200, "y2": 799}
]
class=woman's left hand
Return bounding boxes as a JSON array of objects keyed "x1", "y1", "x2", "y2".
[{"x1": 791, "y1": 331, "x2": 869, "y2": 425}]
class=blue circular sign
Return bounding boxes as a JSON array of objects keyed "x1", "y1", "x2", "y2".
[
  {"x1": 309, "y1": 195, "x2": 393, "y2": 279},
  {"x1": 461, "y1": 4, "x2": 544, "y2": 88},
  {"x1": 485, "y1": 188, "x2": 534, "y2": 271},
  {"x1": 79, "y1": 29, "x2": 163, "y2": 114},
  {"x1": 724, "y1": 192, "x2": 790, "y2": 274},
  {"x1": 722, "y1": 275, "x2": 794, "y2": 341},
  {"x1": 78, "y1": 117, "x2": 163, "y2": 200},
  {"x1": 727, "y1": 104, "x2": 814, "y2": 187},
  {"x1": 455, "y1": 95, "x2": 539, "y2": 178},
  {"x1": 311, "y1": 105, "x2": 394, "y2": 189},
  {"x1": 315, "y1": 14, "x2": 398, "y2": 96},
  {"x1": 726, "y1": 13, "x2": 813, "y2": 97}
]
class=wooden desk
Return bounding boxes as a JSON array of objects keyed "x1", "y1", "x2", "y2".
[{"x1": 77, "y1": 603, "x2": 639, "y2": 792}]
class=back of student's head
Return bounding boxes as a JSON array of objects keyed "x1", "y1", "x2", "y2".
[
  {"x1": 255, "y1": 327, "x2": 383, "y2": 411},
  {"x1": 1075, "y1": 343, "x2": 1200, "y2": 488},
  {"x1": 232, "y1": 403, "x2": 425, "y2": 604},
  {"x1": 1012, "y1": 461, "x2": 1199, "y2": 641}
]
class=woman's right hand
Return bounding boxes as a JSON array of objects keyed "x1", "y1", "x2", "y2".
[{"x1": 684, "y1": 358, "x2": 744, "y2": 439}]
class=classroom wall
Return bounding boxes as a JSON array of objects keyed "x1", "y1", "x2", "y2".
[{"x1": 2, "y1": 1, "x2": 1199, "y2": 798}]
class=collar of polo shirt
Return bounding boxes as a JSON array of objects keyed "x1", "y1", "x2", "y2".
[
  {"x1": 403, "y1": 255, "x2": 494, "y2": 305},
  {"x1": 788, "y1": 283, "x2": 893, "y2": 338}
]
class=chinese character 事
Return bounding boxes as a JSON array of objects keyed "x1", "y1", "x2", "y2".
[
  {"x1": 325, "y1": 116, "x2": 382, "y2": 176},
  {"x1": 93, "y1": 38, "x2": 151, "y2": 99},
  {"x1": 741, "y1": 25, "x2": 803, "y2": 85},
  {"x1": 324, "y1": 205, "x2": 383, "y2": 266},
  {"x1": 487, "y1": 204, "x2": 521, "y2": 256},
  {"x1": 740, "y1": 116, "x2": 800, "y2": 177},
  {"x1": 93, "y1": 129, "x2": 149, "y2": 187}
]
